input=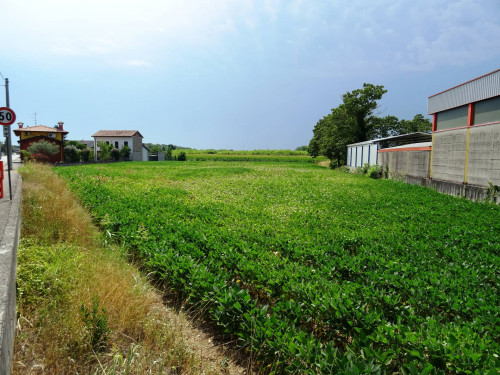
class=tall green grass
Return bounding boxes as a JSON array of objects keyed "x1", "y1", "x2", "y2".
[{"x1": 15, "y1": 163, "x2": 240, "y2": 375}]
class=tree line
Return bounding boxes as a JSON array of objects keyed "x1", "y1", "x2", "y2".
[{"x1": 308, "y1": 83, "x2": 431, "y2": 166}]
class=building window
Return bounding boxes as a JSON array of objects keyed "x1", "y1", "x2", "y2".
[
  {"x1": 474, "y1": 96, "x2": 500, "y2": 125},
  {"x1": 436, "y1": 105, "x2": 468, "y2": 131},
  {"x1": 124, "y1": 141, "x2": 128, "y2": 147},
  {"x1": 115, "y1": 141, "x2": 119, "y2": 148},
  {"x1": 106, "y1": 141, "x2": 110, "y2": 145},
  {"x1": 24, "y1": 132, "x2": 30, "y2": 135}
]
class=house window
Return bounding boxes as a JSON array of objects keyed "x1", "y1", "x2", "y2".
[
  {"x1": 124, "y1": 141, "x2": 128, "y2": 147},
  {"x1": 24, "y1": 132, "x2": 30, "y2": 135},
  {"x1": 115, "y1": 141, "x2": 119, "y2": 148},
  {"x1": 106, "y1": 141, "x2": 110, "y2": 145}
]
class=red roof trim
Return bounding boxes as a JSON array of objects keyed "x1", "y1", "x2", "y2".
[{"x1": 378, "y1": 146, "x2": 431, "y2": 153}]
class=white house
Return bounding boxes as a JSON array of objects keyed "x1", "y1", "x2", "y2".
[{"x1": 92, "y1": 130, "x2": 145, "y2": 161}]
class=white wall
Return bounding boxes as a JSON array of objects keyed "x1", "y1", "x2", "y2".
[
  {"x1": 141, "y1": 146, "x2": 149, "y2": 161},
  {"x1": 94, "y1": 136, "x2": 135, "y2": 151},
  {"x1": 93, "y1": 136, "x2": 137, "y2": 161},
  {"x1": 347, "y1": 144, "x2": 378, "y2": 167}
]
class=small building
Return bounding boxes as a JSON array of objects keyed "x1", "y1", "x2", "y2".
[
  {"x1": 13, "y1": 122, "x2": 68, "y2": 163},
  {"x1": 428, "y1": 69, "x2": 500, "y2": 186},
  {"x1": 346, "y1": 132, "x2": 432, "y2": 168},
  {"x1": 142, "y1": 144, "x2": 150, "y2": 162},
  {"x1": 92, "y1": 130, "x2": 144, "y2": 161}
]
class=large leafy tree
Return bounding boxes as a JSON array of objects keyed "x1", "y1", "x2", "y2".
[
  {"x1": 308, "y1": 106, "x2": 356, "y2": 166},
  {"x1": 398, "y1": 114, "x2": 432, "y2": 134},
  {"x1": 309, "y1": 83, "x2": 386, "y2": 166},
  {"x1": 342, "y1": 83, "x2": 387, "y2": 142}
]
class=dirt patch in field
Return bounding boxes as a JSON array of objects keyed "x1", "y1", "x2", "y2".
[{"x1": 156, "y1": 301, "x2": 249, "y2": 374}]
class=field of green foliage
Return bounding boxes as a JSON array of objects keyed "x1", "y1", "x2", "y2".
[
  {"x1": 56, "y1": 161, "x2": 499, "y2": 374},
  {"x1": 173, "y1": 149, "x2": 328, "y2": 163}
]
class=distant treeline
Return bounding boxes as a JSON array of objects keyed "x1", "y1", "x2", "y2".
[{"x1": 175, "y1": 149, "x2": 309, "y2": 156}]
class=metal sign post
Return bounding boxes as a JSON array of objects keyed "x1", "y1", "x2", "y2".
[
  {"x1": 1, "y1": 78, "x2": 16, "y2": 200},
  {"x1": 0, "y1": 161, "x2": 3, "y2": 199}
]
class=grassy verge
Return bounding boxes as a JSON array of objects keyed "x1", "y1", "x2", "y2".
[{"x1": 14, "y1": 162, "x2": 242, "y2": 374}]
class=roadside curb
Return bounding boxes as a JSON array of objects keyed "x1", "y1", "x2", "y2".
[{"x1": 0, "y1": 170, "x2": 22, "y2": 375}]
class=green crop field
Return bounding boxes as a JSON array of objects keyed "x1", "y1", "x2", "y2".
[
  {"x1": 56, "y1": 161, "x2": 499, "y2": 374},
  {"x1": 173, "y1": 149, "x2": 328, "y2": 163}
]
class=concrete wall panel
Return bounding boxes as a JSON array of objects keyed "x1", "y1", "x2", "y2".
[
  {"x1": 431, "y1": 130, "x2": 467, "y2": 183},
  {"x1": 378, "y1": 150, "x2": 430, "y2": 178},
  {"x1": 467, "y1": 124, "x2": 500, "y2": 185}
]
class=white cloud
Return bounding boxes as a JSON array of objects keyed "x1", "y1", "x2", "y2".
[
  {"x1": 2, "y1": 0, "x2": 254, "y2": 65},
  {"x1": 2, "y1": 0, "x2": 499, "y2": 76},
  {"x1": 125, "y1": 59, "x2": 153, "y2": 67}
]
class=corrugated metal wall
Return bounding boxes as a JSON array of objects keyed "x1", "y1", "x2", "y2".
[
  {"x1": 346, "y1": 144, "x2": 378, "y2": 168},
  {"x1": 428, "y1": 69, "x2": 500, "y2": 114}
]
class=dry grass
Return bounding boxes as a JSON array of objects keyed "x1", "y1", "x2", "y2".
[{"x1": 14, "y1": 163, "x2": 245, "y2": 375}]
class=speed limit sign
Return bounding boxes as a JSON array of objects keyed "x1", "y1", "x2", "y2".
[{"x1": 0, "y1": 107, "x2": 16, "y2": 126}]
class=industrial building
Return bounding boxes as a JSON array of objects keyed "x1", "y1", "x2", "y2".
[
  {"x1": 346, "y1": 69, "x2": 500, "y2": 201},
  {"x1": 347, "y1": 132, "x2": 431, "y2": 169},
  {"x1": 428, "y1": 69, "x2": 500, "y2": 187}
]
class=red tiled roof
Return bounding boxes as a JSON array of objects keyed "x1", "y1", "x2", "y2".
[
  {"x1": 92, "y1": 130, "x2": 143, "y2": 138},
  {"x1": 13, "y1": 125, "x2": 68, "y2": 134}
]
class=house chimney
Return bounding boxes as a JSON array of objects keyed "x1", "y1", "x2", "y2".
[
  {"x1": 18, "y1": 122, "x2": 24, "y2": 128},
  {"x1": 58, "y1": 121, "x2": 64, "y2": 130}
]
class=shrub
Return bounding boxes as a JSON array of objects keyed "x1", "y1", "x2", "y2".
[
  {"x1": 110, "y1": 148, "x2": 120, "y2": 161},
  {"x1": 368, "y1": 165, "x2": 382, "y2": 179},
  {"x1": 30, "y1": 153, "x2": 50, "y2": 163},
  {"x1": 27, "y1": 140, "x2": 59, "y2": 157},
  {"x1": 177, "y1": 151, "x2": 187, "y2": 161},
  {"x1": 80, "y1": 148, "x2": 91, "y2": 162},
  {"x1": 98, "y1": 142, "x2": 111, "y2": 161},
  {"x1": 64, "y1": 145, "x2": 80, "y2": 163},
  {"x1": 485, "y1": 183, "x2": 499, "y2": 203},
  {"x1": 362, "y1": 163, "x2": 371, "y2": 174},
  {"x1": 120, "y1": 145, "x2": 131, "y2": 161},
  {"x1": 20, "y1": 150, "x2": 31, "y2": 162},
  {"x1": 66, "y1": 140, "x2": 87, "y2": 150},
  {"x1": 165, "y1": 146, "x2": 173, "y2": 161}
]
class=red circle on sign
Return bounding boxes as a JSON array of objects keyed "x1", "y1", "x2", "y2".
[{"x1": 0, "y1": 107, "x2": 16, "y2": 126}]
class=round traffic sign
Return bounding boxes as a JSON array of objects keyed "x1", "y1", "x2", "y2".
[{"x1": 0, "y1": 107, "x2": 16, "y2": 126}]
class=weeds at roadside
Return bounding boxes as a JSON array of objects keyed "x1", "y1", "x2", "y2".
[{"x1": 14, "y1": 162, "x2": 241, "y2": 374}]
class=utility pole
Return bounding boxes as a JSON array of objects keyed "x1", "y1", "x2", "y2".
[{"x1": 4, "y1": 78, "x2": 13, "y2": 200}]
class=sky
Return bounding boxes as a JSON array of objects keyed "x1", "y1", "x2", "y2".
[{"x1": 1, "y1": 0, "x2": 499, "y2": 150}]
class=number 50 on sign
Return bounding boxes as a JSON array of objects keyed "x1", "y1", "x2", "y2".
[{"x1": 0, "y1": 107, "x2": 16, "y2": 126}]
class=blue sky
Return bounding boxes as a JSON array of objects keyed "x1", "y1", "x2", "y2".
[{"x1": 1, "y1": 0, "x2": 499, "y2": 150}]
